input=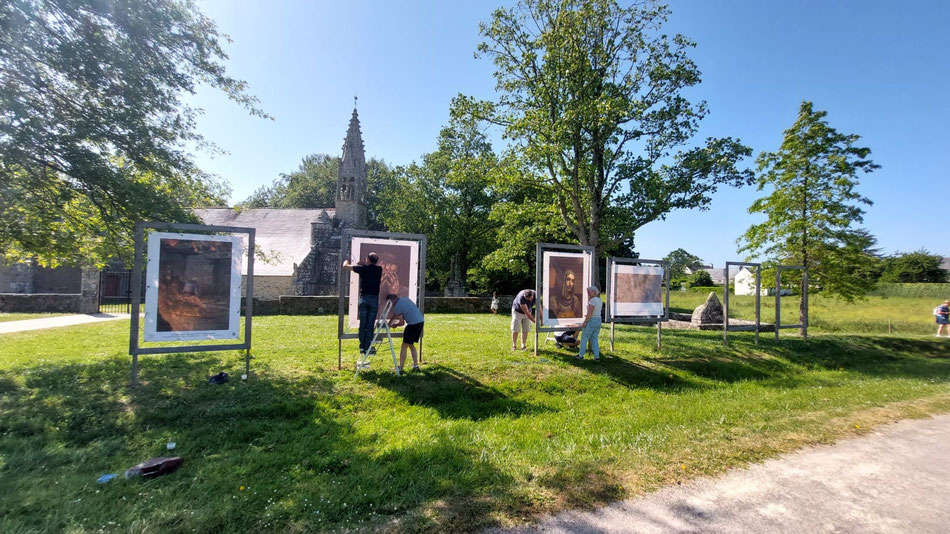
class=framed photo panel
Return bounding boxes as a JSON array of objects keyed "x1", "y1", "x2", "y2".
[
  {"x1": 144, "y1": 232, "x2": 243, "y2": 342},
  {"x1": 609, "y1": 264, "x2": 664, "y2": 317},
  {"x1": 541, "y1": 250, "x2": 592, "y2": 327},
  {"x1": 346, "y1": 237, "x2": 420, "y2": 330}
]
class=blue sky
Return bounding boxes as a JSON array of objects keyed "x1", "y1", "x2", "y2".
[{"x1": 187, "y1": 0, "x2": 949, "y2": 267}]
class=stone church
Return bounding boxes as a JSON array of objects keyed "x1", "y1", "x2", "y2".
[
  {"x1": 290, "y1": 105, "x2": 369, "y2": 296},
  {"x1": 197, "y1": 105, "x2": 370, "y2": 299}
]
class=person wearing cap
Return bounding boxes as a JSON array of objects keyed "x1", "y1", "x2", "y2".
[
  {"x1": 385, "y1": 294, "x2": 424, "y2": 373},
  {"x1": 576, "y1": 285, "x2": 603, "y2": 360}
]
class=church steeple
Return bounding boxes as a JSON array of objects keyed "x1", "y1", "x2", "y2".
[{"x1": 336, "y1": 101, "x2": 367, "y2": 228}]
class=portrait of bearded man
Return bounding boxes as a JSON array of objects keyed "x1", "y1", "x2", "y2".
[{"x1": 550, "y1": 268, "x2": 582, "y2": 318}]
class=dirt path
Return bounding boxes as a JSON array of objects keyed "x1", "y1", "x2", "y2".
[{"x1": 490, "y1": 413, "x2": 950, "y2": 534}]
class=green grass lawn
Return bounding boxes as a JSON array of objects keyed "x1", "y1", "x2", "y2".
[
  {"x1": 670, "y1": 292, "x2": 944, "y2": 336},
  {"x1": 0, "y1": 313, "x2": 70, "y2": 323},
  {"x1": 1, "y1": 309, "x2": 949, "y2": 533}
]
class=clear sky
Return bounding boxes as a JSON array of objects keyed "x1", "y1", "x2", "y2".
[{"x1": 186, "y1": 0, "x2": 949, "y2": 267}]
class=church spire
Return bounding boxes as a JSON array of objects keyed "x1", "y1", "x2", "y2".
[{"x1": 336, "y1": 102, "x2": 367, "y2": 228}]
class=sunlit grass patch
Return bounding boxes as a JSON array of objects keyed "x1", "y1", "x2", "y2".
[{"x1": 0, "y1": 313, "x2": 948, "y2": 533}]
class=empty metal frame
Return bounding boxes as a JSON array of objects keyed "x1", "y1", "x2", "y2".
[
  {"x1": 605, "y1": 257, "x2": 670, "y2": 351},
  {"x1": 129, "y1": 221, "x2": 256, "y2": 386},
  {"x1": 337, "y1": 229, "x2": 427, "y2": 370},
  {"x1": 723, "y1": 261, "x2": 761, "y2": 346},
  {"x1": 775, "y1": 265, "x2": 809, "y2": 340},
  {"x1": 534, "y1": 242, "x2": 595, "y2": 357}
]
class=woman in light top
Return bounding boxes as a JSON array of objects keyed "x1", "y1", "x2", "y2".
[{"x1": 576, "y1": 285, "x2": 603, "y2": 360}]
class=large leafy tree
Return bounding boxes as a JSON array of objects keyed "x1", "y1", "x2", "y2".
[
  {"x1": 377, "y1": 124, "x2": 502, "y2": 291},
  {"x1": 663, "y1": 248, "x2": 704, "y2": 279},
  {"x1": 880, "y1": 250, "x2": 948, "y2": 283},
  {"x1": 240, "y1": 154, "x2": 394, "y2": 231},
  {"x1": 739, "y1": 101, "x2": 880, "y2": 331},
  {"x1": 0, "y1": 0, "x2": 265, "y2": 266},
  {"x1": 454, "y1": 0, "x2": 753, "y2": 284}
]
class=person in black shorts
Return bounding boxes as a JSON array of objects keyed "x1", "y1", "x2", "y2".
[
  {"x1": 386, "y1": 294, "x2": 424, "y2": 373},
  {"x1": 343, "y1": 252, "x2": 382, "y2": 354}
]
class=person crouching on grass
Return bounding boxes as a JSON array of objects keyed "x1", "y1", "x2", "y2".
[{"x1": 386, "y1": 294, "x2": 424, "y2": 373}]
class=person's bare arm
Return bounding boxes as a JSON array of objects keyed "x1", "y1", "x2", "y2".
[
  {"x1": 342, "y1": 259, "x2": 354, "y2": 271},
  {"x1": 519, "y1": 303, "x2": 535, "y2": 323},
  {"x1": 581, "y1": 303, "x2": 594, "y2": 328}
]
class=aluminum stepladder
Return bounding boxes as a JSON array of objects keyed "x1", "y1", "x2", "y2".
[{"x1": 355, "y1": 299, "x2": 399, "y2": 377}]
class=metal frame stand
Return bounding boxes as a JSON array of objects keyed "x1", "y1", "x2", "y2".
[
  {"x1": 338, "y1": 229, "x2": 427, "y2": 370},
  {"x1": 604, "y1": 257, "x2": 670, "y2": 352},
  {"x1": 128, "y1": 221, "x2": 255, "y2": 387},
  {"x1": 775, "y1": 265, "x2": 809, "y2": 340},
  {"x1": 534, "y1": 242, "x2": 596, "y2": 357},
  {"x1": 355, "y1": 300, "x2": 399, "y2": 376},
  {"x1": 723, "y1": 261, "x2": 761, "y2": 347}
]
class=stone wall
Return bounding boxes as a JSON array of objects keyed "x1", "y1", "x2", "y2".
[
  {"x1": 257, "y1": 295, "x2": 516, "y2": 315},
  {"x1": 242, "y1": 275, "x2": 293, "y2": 302},
  {"x1": 0, "y1": 260, "x2": 83, "y2": 294},
  {"x1": 0, "y1": 268, "x2": 98, "y2": 313},
  {"x1": 0, "y1": 261, "x2": 36, "y2": 293}
]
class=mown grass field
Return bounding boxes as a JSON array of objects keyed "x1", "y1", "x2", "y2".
[
  {"x1": 670, "y1": 292, "x2": 945, "y2": 336},
  {"x1": 0, "y1": 297, "x2": 949, "y2": 533}
]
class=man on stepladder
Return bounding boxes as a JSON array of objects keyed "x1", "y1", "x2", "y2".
[
  {"x1": 343, "y1": 252, "x2": 382, "y2": 355},
  {"x1": 385, "y1": 294, "x2": 424, "y2": 373}
]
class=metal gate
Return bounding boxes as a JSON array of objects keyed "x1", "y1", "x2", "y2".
[{"x1": 98, "y1": 268, "x2": 144, "y2": 313}]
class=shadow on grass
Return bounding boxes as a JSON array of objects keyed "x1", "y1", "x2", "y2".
[
  {"x1": 766, "y1": 335, "x2": 950, "y2": 378},
  {"x1": 646, "y1": 331, "x2": 950, "y2": 385},
  {"x1": 540, "y1": 346, "x2": 704, "y2": 392},
  {"x1": 0, "y1": 354, "x2": 517, "y2": 533},
  {"x1": 363, "y1": 364, "x2": 550, "y2": 420}
]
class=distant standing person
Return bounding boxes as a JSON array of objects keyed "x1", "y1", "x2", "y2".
[
  {"x1": 386, "y1": 294, "x2": 424, "y2": 373},
  {"x1": 576, "y1": 286, "x2": 603, "y2": 360},
  {"x1": 511, "y1": 289, "x2": 536, "y2": 350},
  {"x1": 936, "y1": 300, "x2": 950, "y2": 337},
  {"x1": 343, "y1": 252, "x2": 382, "y2": 354},
  {"x1": 490, "y1": 292, "x2": 499, "y2": 315}
]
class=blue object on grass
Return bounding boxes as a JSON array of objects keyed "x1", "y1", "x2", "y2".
[{"x1": 97, "y1": 473, "x2": 118, "y2": 483}]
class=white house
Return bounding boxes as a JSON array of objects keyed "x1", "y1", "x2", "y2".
[{"x1": 734, "y1": 267, "x2": 757, "y2": 295}]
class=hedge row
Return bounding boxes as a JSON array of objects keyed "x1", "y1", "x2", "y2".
[{"x1": 868, "y1": 283, "x2": 950, "y2": 298}]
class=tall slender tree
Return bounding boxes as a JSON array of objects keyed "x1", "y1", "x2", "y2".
[{"x1": 739, "y1": 101, "x2": 880, "y2": 334}]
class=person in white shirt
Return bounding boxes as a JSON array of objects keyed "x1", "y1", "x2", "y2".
[{"x1": 576, "y1": 285, "x2": 603, "y2": 360}]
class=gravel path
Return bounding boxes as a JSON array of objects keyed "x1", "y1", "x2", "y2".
[{"x1": 490, "y1": 413, "x2": 950, "y2": 534}]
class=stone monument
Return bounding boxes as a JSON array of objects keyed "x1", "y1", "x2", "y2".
[{"x1": 691, "y1": 291, "x2": 723, "y2": 326}]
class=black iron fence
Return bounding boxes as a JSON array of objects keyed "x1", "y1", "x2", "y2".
[{"x1": 98, "y1": 268, "x2": 144, "y2": 314}]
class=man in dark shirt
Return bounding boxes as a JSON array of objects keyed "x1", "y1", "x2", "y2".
[{"x1": 343, "y1": 252, "x2": 382, "y2": 354}]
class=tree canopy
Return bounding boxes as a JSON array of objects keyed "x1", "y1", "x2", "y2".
[
  {"x1": 376, "y1": 123, "x2": 504, "y2": 291},
  {"x1": 879, "y1": 250, "x2": 948, "y2": 283},
  {"x1": 663, "y1": 248, "x2": 704, "y2": 279},
  {"x1": 240, "y1": 154, "x2": 393, "y2": 231},
  {"x1": 454, "y1": 0, "x2": 753, "y2": 284},
  {"x1": 0, "y1": 0, "x2": 265, "y2": 266},
  {"x1": 739, "y1": 101, "x2": 880, "y2": 328}
]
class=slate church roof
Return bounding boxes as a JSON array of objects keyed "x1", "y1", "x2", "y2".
[{"x1": 194, "y1": 208, "x2": 334, "y2": 276}]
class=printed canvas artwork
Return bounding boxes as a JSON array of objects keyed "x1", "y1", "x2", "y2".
[
  {"x1": 542, "y1": 251, "x2": 591, "y2": 327},
  {"x1": 144, "y1": 233, "x2": 243, "y2": 342},
  {"x1": 347, "y1": 237, "x2": 420, "y2": 330},
  {"x1": 609, "y1": 264, "x2": 664, "y2": 317}
]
